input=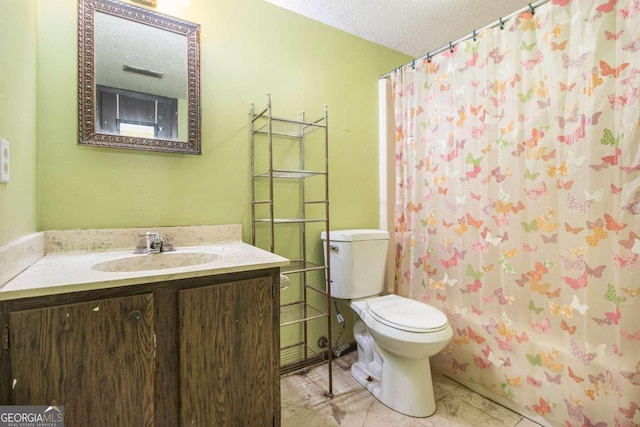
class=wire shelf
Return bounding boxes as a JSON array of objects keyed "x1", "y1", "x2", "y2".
[
  {"x1": 253, "y1": 116, "x2": 326, "y2": 138},
  {"x1": 253, "y1": 218, "x2": 327, "y2": 224},
  {"x1": 254, "y1": 169, "x2": 326, "y2": 179},
  {"x1": 280, "y1": 301, "x2": 328, "y2": 326},
  {"x1": 280, "y1": 342, "x2": 327, "y2": 375},
  {"x1": 282, "y1": 260, "x2": 326, "y2": 275}
]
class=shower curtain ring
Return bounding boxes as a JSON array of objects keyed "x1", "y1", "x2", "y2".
[
  {"x1": 427, "y1": 52, "x2": 431, "y2": 63},
  {"x1": 473, "y1": 30, "x2": 477, "y2": 42},
  {"x1": 412, "y1": 59, "x2": 415, "y2": 69},
  {"x1": 529, "y1": 3, "x2": 535, "y2": 14},
  {"x1": 449, "y1": 41, "x2": 454, "y2": 53},
  {"x1": 499, "y1": 17, "x2": 505, "y2": 30}
]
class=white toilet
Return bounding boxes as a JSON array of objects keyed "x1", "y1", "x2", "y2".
[{"x1": 321, "y1": 229, "x2": 452, "y2": 418}]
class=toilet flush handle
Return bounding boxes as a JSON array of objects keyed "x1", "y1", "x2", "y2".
[{"x1": 329, "y1": 245, "x2": 339, "y2": 252}]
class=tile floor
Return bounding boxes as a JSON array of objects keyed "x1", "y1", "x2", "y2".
[{"x1": 281, "y1": 352, "x2": 543, "y2": 426}]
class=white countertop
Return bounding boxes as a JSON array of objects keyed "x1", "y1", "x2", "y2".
[{"x1": 0, "y1": 227, "x2": 289, "y2": 301}]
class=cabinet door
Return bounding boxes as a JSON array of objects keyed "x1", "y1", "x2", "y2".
[
  {"x1": 179, "y1": 277, "x2": 274, "y2": 426},
  {"x1": 9, "y1": 294, "x2": 155, "y2": 426}
]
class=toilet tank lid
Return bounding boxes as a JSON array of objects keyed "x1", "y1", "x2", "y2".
[{"x1": 321, "y1": 229, "x2": 390, "y2": 242}]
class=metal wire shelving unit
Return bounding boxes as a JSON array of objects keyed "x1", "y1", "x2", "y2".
[{"x1": 249, "y1": 94, "x2": 333, "y2": 397}]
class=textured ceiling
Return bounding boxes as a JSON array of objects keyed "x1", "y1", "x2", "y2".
[{"x1": 264, "y1": 0, "x2": 538, "y2": 57}]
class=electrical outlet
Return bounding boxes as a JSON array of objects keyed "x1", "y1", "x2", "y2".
[{"x1": 0, "y1": 138, "x2": 9, "y2": 183}]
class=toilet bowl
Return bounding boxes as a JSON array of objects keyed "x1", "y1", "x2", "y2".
[
  {"x1": 321, "y1": 229, "x2": 452, "y2": 418},
  {"x1": 349, "y1": 294, "x2": 452, "y2": 417}
]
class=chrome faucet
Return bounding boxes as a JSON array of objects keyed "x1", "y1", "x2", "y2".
[
  {"x1": 146, "y1": 232, "x2": 163, "y2": 254},
  {"x1": 134, "y1": 231, "x2": 175, "y2": 254}
]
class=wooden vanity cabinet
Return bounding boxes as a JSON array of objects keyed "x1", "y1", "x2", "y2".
[
  {"x1": 8, "y1": 293, "x2": 156, "y2": 426},
  {"x1": 0, "y1": 268, "x2": 281, "y2": 427}
]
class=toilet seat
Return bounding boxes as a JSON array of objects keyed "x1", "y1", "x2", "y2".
[{"x1": 367, "y1": 295, "x2": 449, "y2": 333}]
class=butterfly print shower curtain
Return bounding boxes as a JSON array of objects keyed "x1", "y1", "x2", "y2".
[{"x1": 390, "y1": 0, "x2": 640, "y2": 425}]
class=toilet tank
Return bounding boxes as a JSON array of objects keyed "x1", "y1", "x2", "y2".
[{"x1": 321, "y1": 229, "x2": 390, "y2": 299}]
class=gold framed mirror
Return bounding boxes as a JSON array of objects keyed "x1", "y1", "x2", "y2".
[{"x1": 78, "y1": 0, "x2": 201, "y2": 154}]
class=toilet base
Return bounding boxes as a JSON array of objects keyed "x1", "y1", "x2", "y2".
[
  {"x1": 351, "y1": 360, "x2": 382, "y2": 399},
  {"x1": 351, "y1": 343, "x2": 437, "y2": 418}
]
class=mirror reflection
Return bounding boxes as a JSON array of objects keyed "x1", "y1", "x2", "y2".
[
  {"x1": 78, "y1": 0, "x2": 201, "y2": 154},
  {"x1": 95, "y1": 12, "x2": 188, "y2": 141}
]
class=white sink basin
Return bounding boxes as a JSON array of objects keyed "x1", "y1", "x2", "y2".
[{"x1": 92, "y1": 252, "x2": 219, "y2": 273}]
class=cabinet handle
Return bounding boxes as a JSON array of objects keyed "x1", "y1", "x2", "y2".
[{"x1": 128, "y1": 310, "x2": 142, "y2": 322}]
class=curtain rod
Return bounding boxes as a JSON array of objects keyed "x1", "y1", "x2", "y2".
[{"x1": 381, "y1": 0, "x2": 551, "y2": 79}]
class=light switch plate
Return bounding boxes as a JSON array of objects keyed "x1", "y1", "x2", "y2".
[{"x1": 0, "y1": 138, "x2": 10, "y2": 183}]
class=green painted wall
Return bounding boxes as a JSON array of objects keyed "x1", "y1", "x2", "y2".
[
  {"x1": 0, "y1": 0, "x2": 38, "y2": 246},
  {"x1": 1, "y1": 0, "x2": 410, "y2": 361},
  {"x1": 36, "y1": 0, "x2": 410, "y2": 240}
]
